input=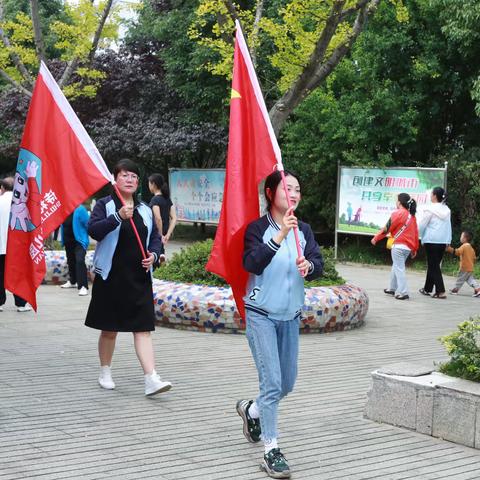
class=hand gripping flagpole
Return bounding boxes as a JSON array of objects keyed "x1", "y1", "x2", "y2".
[
  {"x1": 112, "y1": 183, "x2": 147, "y2": 260},
  {"x1": 276, "y1": 164, "x2": 302, "y2": 257}
]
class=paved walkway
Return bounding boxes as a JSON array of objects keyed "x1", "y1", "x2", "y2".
[{"x1": 1, "y1": 262, "x2": 480, "y2": 479}]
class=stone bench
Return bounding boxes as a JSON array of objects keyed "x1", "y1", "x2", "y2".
[
  {"x1": 44, "y1": 250, "x2": 95, "y2": 284},
  {"x1": 365, "y1": 362, "x2": 480, "y2": 449},
  {"x1": 152, "y1": 280, "x2": 368, "y2": 334}
]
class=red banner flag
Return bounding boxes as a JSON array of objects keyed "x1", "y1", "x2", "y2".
[
  {"x1": 206, "y1": 21, "x2": 281, "y2": 320},
  {"x1": 5, "y1": 62, "x2": 113, "y2": 310}
]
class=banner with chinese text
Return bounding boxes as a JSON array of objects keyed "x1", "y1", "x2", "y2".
[
  {"x1": 169, "y1": 169, "x2": 225, "y2": 224},
  {"x1": 337, "y1": 167, "x2": 446, "y2": 235}
]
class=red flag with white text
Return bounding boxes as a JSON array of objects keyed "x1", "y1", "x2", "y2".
[
  {"x1": 5, "y1": 62, "x2": 113, "y2": 310},
  {"x1": 206, "y1": 21, "x2": 281, "y2": 321}
]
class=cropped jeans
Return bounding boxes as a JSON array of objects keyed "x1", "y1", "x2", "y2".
[{"x1": 246, "y1": 309, "x2": 300, "y2": 441}]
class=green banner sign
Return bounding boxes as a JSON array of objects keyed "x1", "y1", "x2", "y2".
[{"x1": 337, "y1": 167, "x2": 446, "y2": 235}]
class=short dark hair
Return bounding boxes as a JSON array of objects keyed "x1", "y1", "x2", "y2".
[
  {"x1": 264, "y1": 169, "x2": 301, "y2": 211},
  {"x1": 113, "y1": 159, "x2": 140, "y2": 180},
  {"x1": 1, "y1": 177, "x2": 14, "y2": 191},
  {"x1": 462, "y1": 230, "x2": 473, "y2": 242}
]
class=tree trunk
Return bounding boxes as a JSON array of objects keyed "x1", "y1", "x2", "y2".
[
  {"x1": 269, "y1": 0, "x2": 381, "y2": 135},
  {"x1": 30, "y1": 0, "x2": 46, "y2": 65}
]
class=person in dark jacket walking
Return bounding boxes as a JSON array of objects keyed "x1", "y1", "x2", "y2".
[
  {"x1": 85, "y1": 159, "x2": 172, "y2": 396},
  {"x1": 60, "y1": 204, "x2": 90, "y2": 296},
  {"x1": 236, "y1": 170, "x2": 323, "y2": 479}
]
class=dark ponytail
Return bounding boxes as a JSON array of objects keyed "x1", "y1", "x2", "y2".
[
  {"x1": 148, "y1": 173, "x2": 170, "y2": 199},
  {"x1": 432, "y1": 186, "x2": 447, "y2": 203},
  {"x1": 398, "y1": 192, "x2": 417, "y2": 216}
]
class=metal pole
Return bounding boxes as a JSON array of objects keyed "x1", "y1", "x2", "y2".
[
  {"x1": 444, "y1": 160, "x2": 448, "y2": 191},
  {"x1": 334, "y1": 161, "x2": 341, "y2": 260}
]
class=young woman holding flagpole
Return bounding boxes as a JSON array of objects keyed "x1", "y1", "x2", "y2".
[
  {"x1": 205, "y1": 20, "x2": 322, "y2": 478},
  {"x1": 85, "y1": 159, "x2": 172, "y2": 396},
  {"x1": 237, "y1": 169, "x2": 324, "y2": 479}
]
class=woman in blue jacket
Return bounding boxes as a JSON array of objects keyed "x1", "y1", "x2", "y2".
[
  {"x1": 236, "y1": 170, "x2": 323, "y2": 479},
  {"x1": 85, "y1": 159, "x2": 172, "y2": 396}
]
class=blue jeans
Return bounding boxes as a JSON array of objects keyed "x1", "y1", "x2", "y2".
[
  {"x1": 390, "y1": 246, "x2": 411, "y2": 296},
  {"x1": 246, "y1": 310, "x2": 300, "y2": 441}
]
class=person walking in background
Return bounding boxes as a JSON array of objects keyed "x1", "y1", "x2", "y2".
[
  {"x1": 236, "y1": 170, "x2": 323, "y2": 479},
  {"x1": 371, "y1": 193, "x2": 419, "y2": 300},
  {"x1": 447, "y1": 230, "x2": 480, "y2": 297},
  {"x1": 148, "y1": 174, "x2": 177, "y2": 264},
  {"x1": 60, "y1": 204, "x2": 90, "y2": 296},
  {"x1": 418, "y1": 186, "x2": 452, "y2": 299},
  {"x1": 85, "y1": 159, "x2": 171, "y2": 396},
  {"x1": 0, "y1": 177, "x2": 31, "y2": 312}
]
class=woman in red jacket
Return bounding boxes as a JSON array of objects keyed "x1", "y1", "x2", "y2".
[{"x1": 371, "y1": 193, "x2": 419, "y2": 300}]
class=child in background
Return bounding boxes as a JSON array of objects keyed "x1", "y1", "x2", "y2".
[{"x1": 447, "y1": 231, "x2": 480, "y2": 297}]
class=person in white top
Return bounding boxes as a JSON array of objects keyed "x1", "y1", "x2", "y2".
[
  {"x1": 418, "y1": 186, "x2": 452, "y2": 299},
  {"x1": 0, "y1": 177, "x2": 32, "y2": 312}
]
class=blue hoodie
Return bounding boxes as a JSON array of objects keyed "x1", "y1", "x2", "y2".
[{"x1": 61, "y1": 205, "x2": 89, "y2": 250}]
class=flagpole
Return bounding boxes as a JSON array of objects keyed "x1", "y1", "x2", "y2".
[
  {"x1": 276, "y1": 164, "x2": 307, "y2": 276},
  {"x1": 112, "y1": 183, "x2": 147, "y2": 260}
]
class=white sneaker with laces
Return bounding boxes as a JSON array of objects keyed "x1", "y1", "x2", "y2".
[
  {"x1": 61, "y1": 281, "x2": 77, "y2": 289},
  {"x1": 17, "y1": 305, "x2": 32, "y2": 312},
  {"x1": 98, "y1": 366, "x2": 115, "y2": 390},
  {"x1": 78, "y1": 287, "x2": 89, "y2": 296},
  {"x1": 145, "y1": 371, "x2": 172, "y2": 396}
]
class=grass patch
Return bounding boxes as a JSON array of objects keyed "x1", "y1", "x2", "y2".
[{"x1": 337, "y1": 223, "x2": 379, "y2": 234}]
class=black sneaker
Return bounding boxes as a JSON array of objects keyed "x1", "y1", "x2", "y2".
[
  {"x1": 261, "y1": 448, "x2": 291, "y2": 478},
  {"x1": 236, "y1": 399, "x2": 261, "y2": 443}
]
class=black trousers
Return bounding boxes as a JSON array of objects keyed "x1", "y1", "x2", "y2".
[
  {"x1": 65, "y1": 242, "x2": 88, "y2": 289},
  {"x1": 0, "y1": 254, "x2": 27, "y2": 307},
  {"x1": 424, "y1": 243, "x2": 446, "y2": 294}
]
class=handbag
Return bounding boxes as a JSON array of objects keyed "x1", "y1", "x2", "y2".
[{"x1": 386, "y1": 214, "x2": 412, "y2": 250}]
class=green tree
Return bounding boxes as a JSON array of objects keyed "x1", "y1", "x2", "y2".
[
  {"x1": 188, "y1": 0, "x2": 411, "y2": 133},
  {"x1": 0, "y1": 0, "x2": 120, "y2": 98},
  {"x1": 282, "y1": 0, "x2": 480, "y2": 229}
]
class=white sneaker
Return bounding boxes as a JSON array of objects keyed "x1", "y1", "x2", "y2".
[
  {"x1": 61, "y1": 281, "x2": 77, "y2": 289},
  {"x1": 78, "y1": 287, "x2": 89, "y2": 296},
  {"x1": 17, "y1": 305, "x2": 32, "y2": 312},
  {"x1": 0, "y1": 306, "x2": 3, "y2": 312},
  {"x1": 98, "y1": 366, "x2": 115, "y2": 390},
  {"x1": 145, "y1": 371, "x2": 172, "y2": 396}
]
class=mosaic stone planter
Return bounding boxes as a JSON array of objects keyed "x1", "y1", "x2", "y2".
[
  {"x1": 44, "y1": 250, "x2": 369, "y2": 334},
  {"x1": 152, "y1": 280, "x2": 368, "y2": 334},
  {"x1": 44, "y1": 250, "x2": 95, "y2": 284}
]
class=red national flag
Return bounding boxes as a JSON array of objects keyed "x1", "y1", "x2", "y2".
[
  {"x1": 5, "y1": 62, "x2": 113, "y2": 310},
  {"x1": 206, "y1": 21, "x2": 281, "y2": 321}
]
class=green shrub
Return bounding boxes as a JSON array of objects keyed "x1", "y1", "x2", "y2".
[
  {"x1": 305, "y1": 247, "x2": 345, "y2": 286},
  {"x1": 154, "y1": 239, "x2": 226, "y2": 286},
  {"x1": 154, "y1": 240, "x2": 344, "y2": 287},
  {"x1": 439, "y1": 318, "x2": 480, "y2": 382}
]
